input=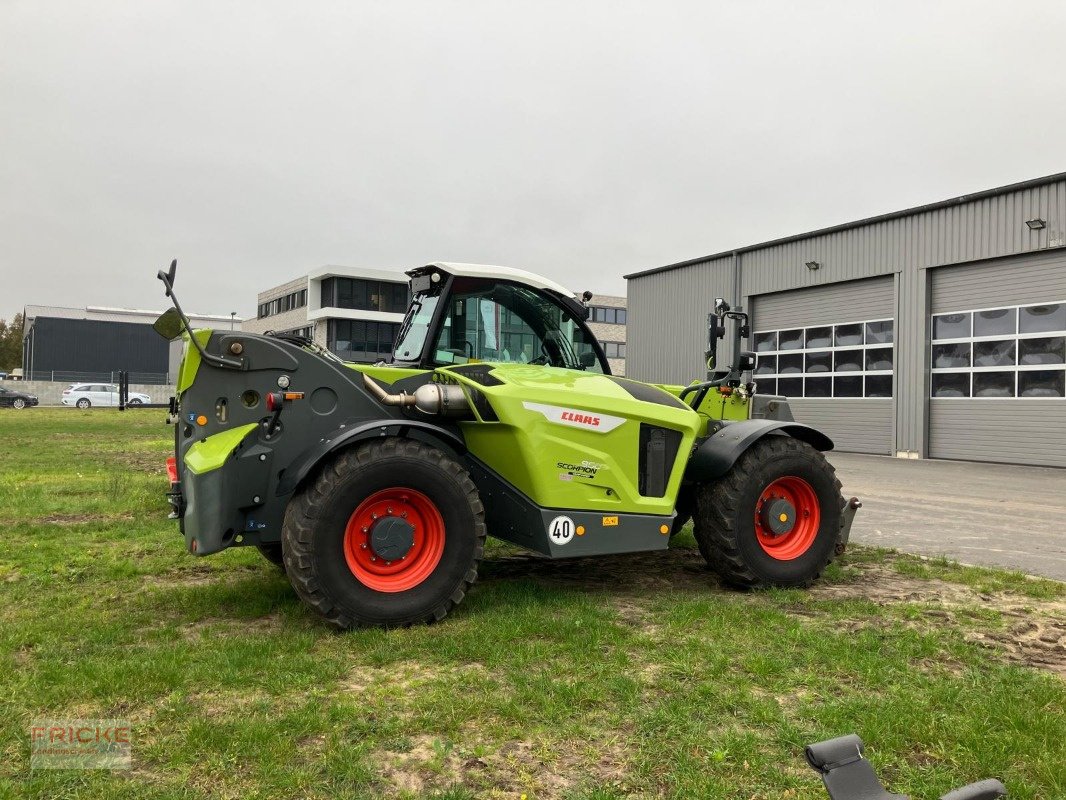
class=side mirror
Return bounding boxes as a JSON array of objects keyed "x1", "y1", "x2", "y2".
[
  {"x1": 153, "y1": 308, "x2": 185, "y2": 340},
  {"x1": 737, "y1": 351, "x2": 756, "y2": 371},
  {"x1": 580, "y1": 350, "x2": 598, "y2": 368}
]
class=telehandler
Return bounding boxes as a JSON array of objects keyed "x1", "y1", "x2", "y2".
[{"x1": 154, "y1": 260, "x2": 859, "y2": 628}]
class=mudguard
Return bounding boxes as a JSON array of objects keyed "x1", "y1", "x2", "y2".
[
  {"x1": 684, "y1": 419, "x2": 834, "y2": 483},
  {"x1": 275, "y1": 419, "x2": 466, "y2": 497}
]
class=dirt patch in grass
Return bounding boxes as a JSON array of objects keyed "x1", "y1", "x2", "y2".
[
  {"x1": 179, "y1": 613, "x2": 284, "y2": 641},
  {"x1": 483, "y1": 550, "x2": 1066, "y2": 676},
  {"x1": 344, "y1": 660, "x2": 489, "y2": 695},
  {"x1": 810, "y1": 562, "x2": 1066, "y2": 675},
  {"x1": 115, "y1": 450, "x2": 168, "y2": 474},
  {"x1": 373, "y1": 733, "x2": 629, "y2": 798},
  {"x1": 39, "y1": 512, "x2": 135, "y2": 525},
  {"x1": 143, "y1": 563, "x2": 263, "y2": 589}
]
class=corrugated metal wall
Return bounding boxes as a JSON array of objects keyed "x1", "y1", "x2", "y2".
[
  {"x1": 627, "y1": 255, "x2": 733, "y2": 384},
  {"x1": 930, "y1": 248, "x2": 1066, "y2": 312},
  {"x1": 628, "y1": 175, "x2": 1066, "y2": 463},
  {"x1": 749, "y1": 276, "x2": 894, "y2": 330},
  {"x1": 751, "y1": 277, "x2": 896, "y2": 455},
  {"x1": 928, "y1": 400, "x2": 1066, "y2": 467},
  {"x1": 742, "y1": 180, "x2": 1066, "y2": 296},
  {"x1": 928, "y1": 250, "x2": 1066, "y2": 467},
  {"x1": 783, "y1": 400, "x2": 894, "y2": 455}
]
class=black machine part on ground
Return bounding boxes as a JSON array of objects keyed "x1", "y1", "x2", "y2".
[{"x1": 805, "y1": 734, "x2": 1007, "y2": 800}]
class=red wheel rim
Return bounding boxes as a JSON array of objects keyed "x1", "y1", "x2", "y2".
[
  {"x1": 754, "y1": 476, "x2": 820, "y2": 561},
  {"x1": 343, "y1": 487, "x2": 445, "y2": 593}
]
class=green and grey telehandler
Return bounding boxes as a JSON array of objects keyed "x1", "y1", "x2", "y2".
[{"x1": 154, "y1": 260, "x2": 860, "y2": 628}]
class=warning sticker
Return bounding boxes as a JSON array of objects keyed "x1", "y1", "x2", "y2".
[
  {"x1": 547, "y1": 515, "x2": 576, "y2": 545},
  {"x1": 602, "y1": 516, "x2": 619, "y2": 527}
]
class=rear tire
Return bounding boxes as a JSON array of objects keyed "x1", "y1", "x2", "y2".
[
  {"x1": 282, "y1": 438, "x2": 485, "y2": 629},
  {"x1": 76, "y1": 398, "x2": 90, "y2": 409},
  {"x1": 693, "y1": 436, "x2": 843, "y2": 588},
  {"x1": 128, "y1": 398, "x2": 143, "y2": 406},
  {"x1": 256, "y1": 542, "x2": 285, "y2": 569}
]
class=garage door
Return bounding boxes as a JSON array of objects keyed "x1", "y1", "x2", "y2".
[
  {"x1": 750, "y1": 276, "x2": 895, "y2": 454},
  {"x1": 929, "y1": 249, "x2": 1066, "y2": 467}
]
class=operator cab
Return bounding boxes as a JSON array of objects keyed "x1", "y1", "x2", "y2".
[{"x1": 391, "y1": 262, "x2": 611, "y2": 374}]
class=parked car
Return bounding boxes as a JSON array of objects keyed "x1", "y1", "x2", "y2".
[
  {"x1": 61, "y1": 383, "x2": 151, "y2": 409},
  {"x1": 0, "y1": 386, "x2": 39, "y2": 409}
]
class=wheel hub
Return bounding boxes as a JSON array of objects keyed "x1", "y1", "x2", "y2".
[
  {"x1": 343, "y1": 487, "x2": 446, "y2": 593},
  {"x1": 753, "y1": 475, "x2": 822, "y2": 561},
  {"x1": 759, "y1": 497, "x2": 796, "y2": 536},
  {"x1": 369, "y1": 516, "x2": 415, "y2": 561}
]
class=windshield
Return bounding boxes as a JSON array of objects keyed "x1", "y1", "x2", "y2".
[
  {"x1": 429, "y1": 279, "x2": 603, "y2": 372},
  {"x1": 392, "y1": 293, "x2": 440, "y2": 362}
]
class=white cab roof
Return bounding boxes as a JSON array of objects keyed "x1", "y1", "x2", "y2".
[{"x1": 416, "y1": 262, "x2": 575, "y2": 299}]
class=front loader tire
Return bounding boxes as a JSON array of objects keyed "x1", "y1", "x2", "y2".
[
  {"x1": 281, "y1": 438, "x2": 485, "y2": 629},
  {"x1": 693, "y1": 436, "x2": 843, "y2": 589}
]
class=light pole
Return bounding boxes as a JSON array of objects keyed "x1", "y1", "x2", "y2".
[{"x1": 230, "y1": 312, "x2": 236, "y2": 330}]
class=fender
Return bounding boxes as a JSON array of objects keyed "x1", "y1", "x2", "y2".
[
  {"x1": 275, "y1": 419, "x2": 466, "y2": 497},
  {"x1": 684, "y1": 419, "x2": 834, "y2": 483}
]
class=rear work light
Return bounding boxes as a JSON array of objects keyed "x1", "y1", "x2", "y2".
[{"x1": 166, "y1": 457, "x2": 178, "y2": 484}]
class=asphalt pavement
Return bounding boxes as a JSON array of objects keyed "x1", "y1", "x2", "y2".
[{"x1": 828, "y1": 452, "x2": 1066, "y2": 581}]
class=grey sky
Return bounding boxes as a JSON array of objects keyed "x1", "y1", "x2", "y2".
[{"x1": 2, "y1": 1, "x2": 1065, "y2": 322}]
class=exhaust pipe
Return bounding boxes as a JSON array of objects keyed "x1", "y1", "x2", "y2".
[{"x1": 363, "y1": 373, "x2": 472, "y2": 418}]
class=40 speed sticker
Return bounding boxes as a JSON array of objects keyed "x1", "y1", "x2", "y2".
[{"x1": 547, "y1": 515, "x2": 576, "y2": 545}]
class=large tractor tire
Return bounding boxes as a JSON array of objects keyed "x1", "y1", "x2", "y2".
[
  {"x1": 693, "y1": 435, "x2": 843, "y2": 588},
  {"x1": 282, "y1": 438, "x2": 485, "y2": 629}
]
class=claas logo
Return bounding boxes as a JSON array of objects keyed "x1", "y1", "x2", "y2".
[{"x1": 561, "y1": 411, "x2": 600, "y2": 426}]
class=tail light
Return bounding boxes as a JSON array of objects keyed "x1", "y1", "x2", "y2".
[
  {"x1": 166, "y1": 457, "x2": 178, "y2": 484},
  {"x1": 62, "y1": 389, "x2": 71, "y2": 395}
]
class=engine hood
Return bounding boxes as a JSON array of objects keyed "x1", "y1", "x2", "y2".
[{"x1": 438, "y1": 363, "x2": 700, "y2": 434}]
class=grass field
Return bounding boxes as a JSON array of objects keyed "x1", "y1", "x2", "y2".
[{"x1": 1, "y1": 408, "x2": 1064, "y2": 799}]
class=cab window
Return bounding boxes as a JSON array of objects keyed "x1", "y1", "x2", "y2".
[{"x1": 431, "y1": 279, "x2": 603, "y2": 372}]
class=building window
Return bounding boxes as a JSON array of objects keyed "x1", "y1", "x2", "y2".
[
  {"x1": 753, "y1": 318, "x2": 894, "y2": 398},
  {"x1": 258, "y1": 288, "x2": 308, "y2": 319},
  {"x1": 590, "y1": 306, "x2": 627, "y2": 325},
  {"x1": 601, "y1": 341, "x2": 627, "y2": 359},
  {"x1": 930, "y1": 302, "x2": 1066, "y2": 398},
  {"x1": 320, "y1": 278, "x2": 409, "y2": 314},
  {"x1": 328, "y1": 319, "x2": 401, "y2": 363}
]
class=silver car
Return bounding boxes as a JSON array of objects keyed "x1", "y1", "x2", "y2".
[{"x1": 61, "y1": 383, "x2": 151, "y2": 409}]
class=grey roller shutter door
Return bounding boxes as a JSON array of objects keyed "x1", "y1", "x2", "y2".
[
  {"x1": 752, "y1": 276, "x2": 895, "y2": 330},
  {"x1": 929, "y1": 249, "x2": 1066, "y2": 467},
  {"x1": 751, "y1": 276, "x2": 895, "y2": 455}
]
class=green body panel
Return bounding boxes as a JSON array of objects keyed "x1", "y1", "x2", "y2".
[
  {"x1": 176, "y1": 330, "x2": 213, "y2": 394},
  {"x1": 441, "y1": 364, "x2": 701, "y2": 517},
  {"x1": 184, "y1": 424, "x2": 259, "y2": 475},
  {"x1": 656, "y1": 382, "x2": 751, "y2": 436}
]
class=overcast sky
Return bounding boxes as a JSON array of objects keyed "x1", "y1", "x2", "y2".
[{"x1": 2, "y1": 1, "x2": 1065, "y2": 322}]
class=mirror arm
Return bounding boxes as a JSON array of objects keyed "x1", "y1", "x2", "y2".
[{"x1": 157, "y1": 262, "x2": 243, "y2": 370}]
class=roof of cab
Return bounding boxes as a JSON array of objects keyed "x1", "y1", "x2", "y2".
[{"x1": 412, "y1": 262, "x2": 575, "y2": 299}]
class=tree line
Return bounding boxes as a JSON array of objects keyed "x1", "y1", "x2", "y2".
[{"x1": 0, "y1": 314, "x2": 24, "y2": 372}]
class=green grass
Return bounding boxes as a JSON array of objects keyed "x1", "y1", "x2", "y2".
[{"x1": 1, "y1": 409, "x2": 1064, "y2": 799}]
